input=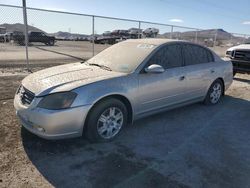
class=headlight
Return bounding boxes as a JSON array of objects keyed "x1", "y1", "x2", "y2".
[{"x1": 37, "y1": 92, "x2": 77, "y2": 110}]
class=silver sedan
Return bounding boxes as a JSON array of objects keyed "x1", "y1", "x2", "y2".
[{"x1": 14, "y1": 39, "x2": 233, "y2": 142}]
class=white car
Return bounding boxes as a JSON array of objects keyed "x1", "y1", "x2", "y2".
[{"x1": 226, "y1": 43, "x2": 250, "y2": 75}]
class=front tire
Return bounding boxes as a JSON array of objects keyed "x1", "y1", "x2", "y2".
[
  {"x1": 85, "y1": 98, "x2": 128, "y2": 142},
  {"x1": 204, "y1": 79, "x2": 223, "y2": 105}
]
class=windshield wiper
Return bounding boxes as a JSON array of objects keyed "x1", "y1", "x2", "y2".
[{"x1": 87, "y1": 63, "x2": 112, "y2": 71}]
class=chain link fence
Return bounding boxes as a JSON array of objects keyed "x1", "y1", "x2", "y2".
[{"x1": 0, "y1": 3, "x2": 250, "y2": 71}]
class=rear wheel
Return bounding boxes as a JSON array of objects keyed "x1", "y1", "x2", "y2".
[
  {"x1": 204, "y1": 79, "x2": 223, "y2": 105},
  {"x1": 233, "y1": 70, "x2": 237, "y2": 77},
  {"x1": 48, "y1": 40, "x2": 55, "y2": 46},
  {"x1": 85, "y1": 98, "x2": 127, "y2": 142}
]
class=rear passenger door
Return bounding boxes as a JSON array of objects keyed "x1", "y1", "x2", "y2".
[{"x1": 182, "y1": 44, "x2": 215, "y2": 99}]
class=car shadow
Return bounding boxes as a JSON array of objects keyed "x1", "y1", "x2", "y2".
[
  {"x1": 22, "y1": 95, "x2": 250, "y2": 188},
  {"x1": 28, "y1": 43, "x2": 59, "y2": 47},
  {"x1": 233, "y1": 77, "x2": 250, "y2": 84},
  {"x1": 34, "y1": 46, "x2": 86, "y2": 61}
]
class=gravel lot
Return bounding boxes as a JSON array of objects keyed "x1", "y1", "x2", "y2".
[
  {"x1": 0, "y1": 71, "x2": 249, "y2": 188},
  {"x1": 0, "y1": 41, "x2": 109, "y2": 65}
]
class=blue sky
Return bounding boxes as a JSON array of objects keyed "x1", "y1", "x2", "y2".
[{"x1": 0, "y1": 0, "x2": 249, "y2": 35}]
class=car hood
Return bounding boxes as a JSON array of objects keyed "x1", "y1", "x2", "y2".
[
  {"x1": 22, "y1": 62, "x2": 126, "y2": 96},
  {"x1": 227, "y1": 44, "x2": 250, "y2": 51}
]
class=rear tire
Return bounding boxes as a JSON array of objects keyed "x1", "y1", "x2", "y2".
[
  {"x1": 233, "y1": 70, "x2": 237, "y2": 77},
  {"x1": 204, "y1": 79, "x2": 223, "y2": 105},
  {"x1": 85, "y1": 98, "x2": 128, "y2": 142},
  {"x1": 48, "y1": 40, "x2": 55, "y2": 46}
]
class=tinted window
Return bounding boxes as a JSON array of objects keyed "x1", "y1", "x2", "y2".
[
  {"x1": 148, "y1": 44, "x2": 183, "y2": 69},
  {"x1": 183, "y1": 44, "x2": 214, "y2": 65}
]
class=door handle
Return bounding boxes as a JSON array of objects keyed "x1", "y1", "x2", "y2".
[{"x1": 179, "y1": 76, "x2": 185, "y2": 81}]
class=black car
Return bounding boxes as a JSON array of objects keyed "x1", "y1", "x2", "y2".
[{"x1": 15, "y1": 31, "x2": 56, "y2": 46}]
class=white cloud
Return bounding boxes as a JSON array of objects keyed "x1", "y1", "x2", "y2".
[
  {"x1": 242, "y1": 21, "x2": 250, "y2": 25},
  {"x1": 169, "y1": 19, "x2": 183, "y2": 23}
]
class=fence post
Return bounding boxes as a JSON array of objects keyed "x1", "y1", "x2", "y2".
[
  {"x1": 138, "y1": 21, "x2": 141, "y2": 38},
  {"x1": 195, "y1": 29, "x2": 198, "y2": 43},
  {"x1": 92, "y1": 15, "x2": 95, "y2": 57},
  {"x1": 230, "y1": 34, "x2": 233, "y2": 45},
  {"x1": 22, "y1": 0, "x2": 30, "y2": 71},
  {"x1": 243, "y1": 34, "x2": 247, "y2": 44},
  {"x1": 170, "y1": 25, "x2": 173, "y2": 39},
  {"x1": 213, "y1": 29, "x2": 217, "y2": 47}
]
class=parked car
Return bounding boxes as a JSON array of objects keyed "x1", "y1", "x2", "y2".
[
  {"x1": 226, "y1": 43, "x2": 250, "y2": 75},
  {"x1": 3, "y1": 32, "x2": 13, "y2": 42},
  {"x1": 0, "y1": 33, "x2": 5, "y2": 42},
  {"x1": 14, "y1": 39, "x2": 233, "y2": 142},
  {"x1": 0, "y1": 32, "x2": 16, "y2": 43},
  {"x1": 103, "y1": 31, "x2": 112, "y2": 36},
  {"x1": 10, "y1": 31, "x2": 25, "y2": 45},
  {"x1": 143, "y1": 28, "x2": 159, "y2": 38},
  {"x1": 15, "y1": 31, "x2": 56, "y2": 46},
  {"x1": 128, "y1": 28, "x2": 142, "y2": 38}
]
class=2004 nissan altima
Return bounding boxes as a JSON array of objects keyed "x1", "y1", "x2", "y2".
[{"x1": 14, "y1": 39, "x2": 233, "y2": 142}]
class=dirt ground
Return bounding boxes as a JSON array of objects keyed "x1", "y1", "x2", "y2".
[
  {"x1": 0, "y1": 41, "x2": 109, "y2": 65},
  {"x1": 0, "y1": 70, "x2": 250, "y2": 187}
]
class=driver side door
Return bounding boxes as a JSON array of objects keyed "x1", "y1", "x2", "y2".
[{"x1": 137, "y1": 44, "x2": 187, "y2": 115}]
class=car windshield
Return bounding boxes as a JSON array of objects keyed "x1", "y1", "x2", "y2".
[{"x1": 86, "y1": 41, "x2": 157, "y2": 73}]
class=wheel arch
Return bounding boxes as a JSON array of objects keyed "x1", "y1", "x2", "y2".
[
  {"x1": 85, "y1": 94, "x2": 134, "y2": 127},
  {"x1": 217, "y1": 77, "x2": 225, "y2": 95}
]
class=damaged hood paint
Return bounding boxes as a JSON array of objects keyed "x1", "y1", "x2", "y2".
[{"x1": 22, "y1": 62, "x2": 126, "y2": 96}]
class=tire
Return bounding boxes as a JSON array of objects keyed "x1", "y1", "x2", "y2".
[
  {"x1": 233, "y1": 70, "x2": 237, "y2": 77},
  {"x1": 85, "y1": 98, "x2": 128, "y2": 142},
  {"x1": 204, "y1": 79, "x2": 223, "y2": 105},
  {"x1": 48, "y1": 40, "x2": 55, "y2": 46}
]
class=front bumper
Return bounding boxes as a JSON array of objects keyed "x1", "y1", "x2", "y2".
[{"x1": 14, "y1": 94, "x2": 92, "y2": 140}]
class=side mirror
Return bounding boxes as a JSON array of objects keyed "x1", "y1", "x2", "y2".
[{"x1": 144, "y1": 64, "x2": 165, "y2": 73}]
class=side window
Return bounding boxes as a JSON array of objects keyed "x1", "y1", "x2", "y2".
[
  {"x1": 183, "y1": 44, "x2": 214, "y2": 66},
  {"x1": 207, "y1": 50, "x2": 214, "y2": 62},
  {"x1": 148, "y1": 44, "x2": 183, "y2": 69},
  {"x1": 32, "y1": 32, "x2": 40, "y2": 36}
]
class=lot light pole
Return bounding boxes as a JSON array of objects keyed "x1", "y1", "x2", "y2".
[
  {"x1": 22, "y1": 0, "x2": 30, "y2": 71},
  {"x1": 92, "y1": 16, "x2": 95, "y2": 57},
  {"x1": 213, "y1": 29, "x2": 218, "y2": 47},
  {"x1": 170, "y1": 26, "x2": 173, "y2": 39},
  {"x1": 195, "y1": 29, "x2": 198, "y2": 43}
]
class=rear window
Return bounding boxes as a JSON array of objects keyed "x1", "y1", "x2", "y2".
[{"x1": 183, "y1": 44, "x2": 214, "y2": 65}]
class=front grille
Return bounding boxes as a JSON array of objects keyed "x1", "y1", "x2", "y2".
[
  {"x1": 233, "y1": 50, "x2": 250, "y2": 61},
  {"x1": 17, "y1": 86, "x2": 35, "y2": 105},
  {"x1": 226, "y1": 51, "x2": 232, "y2": 56}
]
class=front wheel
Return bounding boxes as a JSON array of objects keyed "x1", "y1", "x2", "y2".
[
  {"x1": 204, "y1": 79, "x2": 223, "y2": 105},
  {"x1": 85, "y1": 98, "x2": 128, "y2": 142}
]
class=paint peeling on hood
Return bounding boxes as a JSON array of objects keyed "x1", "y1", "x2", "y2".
[{"x1": 21, "y1": 62, "x2": 126, "y2": 96}]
